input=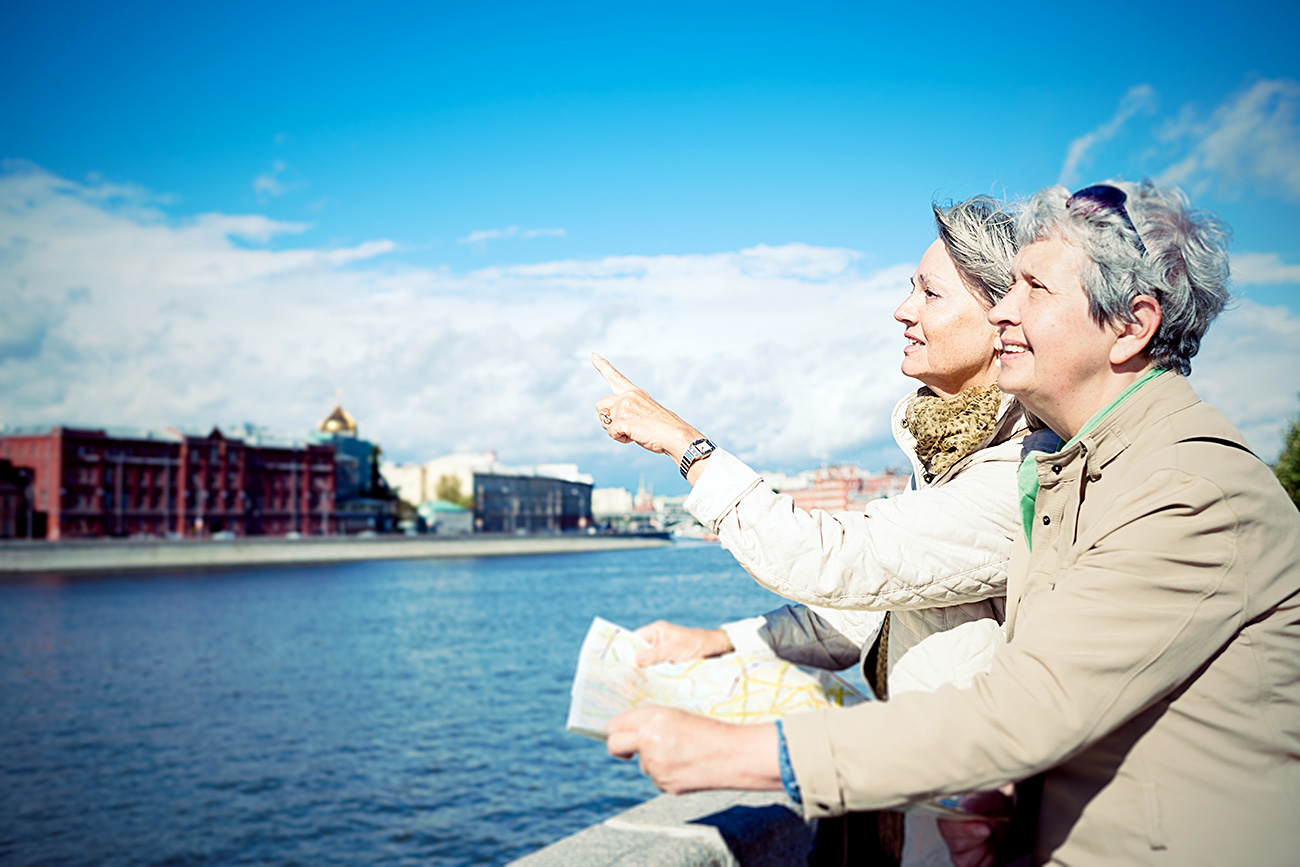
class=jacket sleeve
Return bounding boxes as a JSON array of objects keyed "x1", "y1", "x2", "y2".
[
  {"x1": 683, "y1": 447, "x2": 1021, "y2": 612},
  {"x1": 780, "y1": 467, "x2": 1252, "y2": 818},
  {"x1": 721, "y1": 604, "x2": 884, "y2": 672}
]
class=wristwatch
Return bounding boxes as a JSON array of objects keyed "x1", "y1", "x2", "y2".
[{"x1": 679, "y1": 437, "x2": 717, "y2": 479}]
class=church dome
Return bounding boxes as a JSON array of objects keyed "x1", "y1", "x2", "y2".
[{"x1": 320, "y1": 404, "x2": 357, "y2": 436}]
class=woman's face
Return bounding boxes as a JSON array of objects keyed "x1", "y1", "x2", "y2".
[
  {"x1": 893, "y1": 239, "x2": 1002, "y2": 399},
  {"x1": 989, "y1": 236, "x2": 1119, "y2": 436}
]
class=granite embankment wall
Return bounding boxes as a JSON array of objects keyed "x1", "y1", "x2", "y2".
[
  {"x1": 0, "y1": 534, "x2": 671, "y2": 574},
  {"x1": 510, "y1": 790, "x2": 811, "y2": 866}
]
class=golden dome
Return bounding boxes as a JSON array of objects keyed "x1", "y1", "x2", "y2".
[{"x1": 320, "y1": 404, "x2": 357, "y2": 436}]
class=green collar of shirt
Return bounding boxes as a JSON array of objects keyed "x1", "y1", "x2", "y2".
[{"x1": 1018, "y1": 368, "x2": 1169, "y2": 550}]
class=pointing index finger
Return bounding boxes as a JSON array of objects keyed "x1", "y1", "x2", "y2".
[{"x1": 591, "y1": 352, "x2": 637, "y2": 393}]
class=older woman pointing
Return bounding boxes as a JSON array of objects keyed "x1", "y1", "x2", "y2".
[
  {"x1": 603, "y1": 180, "x2": 1300, "y2": 865},
  {"x1": 594, "y1": 196, "x2": 1056, "y2": 866}
]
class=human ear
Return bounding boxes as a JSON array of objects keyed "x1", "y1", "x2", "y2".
[{"x1": 1110, "y1": 294, "x2": 1162, "y2": 366}]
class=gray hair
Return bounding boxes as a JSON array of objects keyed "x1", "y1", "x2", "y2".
[
  {"x1": 934, "y1": 195, "x2": 1047, "y2": 429},
  {"x1": 1016, "y1": 180, "x2": 1231, "y2": 375},
  {"x1": 933, "y1": 195, "x2": 1019, "y2": 309}
]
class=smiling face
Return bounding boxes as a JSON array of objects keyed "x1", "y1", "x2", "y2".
[
  {"x1": 893, "y1": 239, "x2": 1002, "y2": 399},
  {"x1": 989, "y1": 236, "x2": 1127, "y2": 437}
]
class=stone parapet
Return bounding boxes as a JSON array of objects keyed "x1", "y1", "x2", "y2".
[{"x1": 510, "y1": 790, "x2": 811, "y2": 867}]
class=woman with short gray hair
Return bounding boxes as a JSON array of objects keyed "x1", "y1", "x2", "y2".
[{"x1": 1014, "y1": 180, "x2": 1229, "y2": 374}]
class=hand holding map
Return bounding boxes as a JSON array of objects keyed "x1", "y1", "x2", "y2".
[{"x1": 566, "y1": 616, "x2": 865, "y2": 740}]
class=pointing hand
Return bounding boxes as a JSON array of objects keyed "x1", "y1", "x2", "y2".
[{"x1": 591, "y1": 353, "x2": 708, "y2": 474}]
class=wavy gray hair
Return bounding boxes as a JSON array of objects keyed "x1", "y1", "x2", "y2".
[
  {"x1": 934, "y1": 195, "x2": 1045, "y2": 429},
  {"x1": 1016, "y1": 180, "x2": 1231, "y2": 375},
  {"x1": 933, "y1": 195, "x2": 1018, "y2": 309}
]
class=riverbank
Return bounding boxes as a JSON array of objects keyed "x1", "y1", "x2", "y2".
[{"x1": 0, "y1": 533, "x2": 673, "y2": 575}]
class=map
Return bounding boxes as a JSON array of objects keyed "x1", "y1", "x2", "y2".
[{"x1": 566, "y1": 616, "x2": 866, "y2": 740}]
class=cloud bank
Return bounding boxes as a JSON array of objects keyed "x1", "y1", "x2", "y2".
[
  {"x1": 0, "y1": 163, "x2": 914, "y2": 473},
  {"x1": 2, "y1": 162, "x2": 1297, "y2": 481}
]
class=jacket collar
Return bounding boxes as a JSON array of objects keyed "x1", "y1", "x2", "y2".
[
  {"x1": 1050, "y1": 371, "x2": 1200, "y2": 474},
  {"x1": 1018, "y1": 371, "x2": 1194, "y2": 550}
]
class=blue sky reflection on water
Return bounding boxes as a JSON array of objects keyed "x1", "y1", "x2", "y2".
[
  {"x1": 1, "y1": 2, "x2": 1298, "y2": 494},
  {"x1": 0, "y1": 545, "x2": 790, "y2": 865}
]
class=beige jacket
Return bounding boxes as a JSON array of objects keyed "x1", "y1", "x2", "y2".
[{"x1": 782, "y1": 374, "x2": 1300, "y2": 865}]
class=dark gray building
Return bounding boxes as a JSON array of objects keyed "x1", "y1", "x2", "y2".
[{"x1": 473, "y1": 473, "x2": 592, "y2": 533}]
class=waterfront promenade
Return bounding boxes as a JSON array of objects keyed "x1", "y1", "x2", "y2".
[{"x1": 0, "y1": 533, "x2": 671, "y2": 574}]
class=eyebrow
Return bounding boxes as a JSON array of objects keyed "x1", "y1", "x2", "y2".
[
  {"x1": 914, "y1": 271, "x2": 950, "y2": 291},
  {"x1": 1013, "y1": 265, "x2": 1047, "y2": 290}
]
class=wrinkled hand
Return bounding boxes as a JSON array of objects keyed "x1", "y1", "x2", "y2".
[
  {"x1": 592, "y1": 353, "x2": 704, "y2": 465},
  {"x1": 936, "y1": 786, "x2": 1013, "y2": 867},
  {"x1": 605, "y1": 705, "x2": 781, "y2": 794},
  {"x1": 634, "y1": 620, "x2": 734, "y2": 666}
]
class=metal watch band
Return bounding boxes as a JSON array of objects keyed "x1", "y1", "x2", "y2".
[{"x1": 679, "y1": 438, "x2": 716, "y2": 479}]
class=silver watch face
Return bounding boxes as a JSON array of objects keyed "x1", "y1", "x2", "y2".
[{"x1": 688, "y1": 438, "x2": 714, "y2": 459}]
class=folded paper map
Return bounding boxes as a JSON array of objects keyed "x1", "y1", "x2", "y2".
[{"x1": 566, "y1": 616, "x2": 866, "y2": 740}]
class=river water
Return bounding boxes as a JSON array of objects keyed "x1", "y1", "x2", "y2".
[{"x1": 0, "y1": 543, "x2": 794, "y2": 865}]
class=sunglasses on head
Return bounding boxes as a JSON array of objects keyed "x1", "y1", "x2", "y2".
[{"x1": 1067, "y1": 184, "x2": 1147, "y2": 256}]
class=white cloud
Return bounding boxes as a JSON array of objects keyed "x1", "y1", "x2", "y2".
[
  {"x1": 2, "y1": 163, "x2": 1296, "y2": 482},
  {"x1": 253, "y1": 160, "x2": 303, "y2": 200},
  {"x1": 0, "y1": 164, "x2": 909, "y2": 472},
  {"x1": 1155, "y1": 78, "x2": 1300, "y2": 200},
  {"x1": 1059, "y1": 84, "x2": 1157, "y2": 187},
  {"x1": 1232, "y1": 252, "x2": 1300, "y2": 286},
  {"x1": 1189, "y1": 298, "x2": 1300, "y2": 459},
  {"x1": 457, "y1": 225, "x2": 567, "y2": 246}
]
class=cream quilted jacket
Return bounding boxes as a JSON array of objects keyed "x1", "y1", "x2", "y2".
[
  {"x1": 684, "y1": 390, "x2": 1057, "y2": 699},
  {"x1": 683, "y1": 391, "x2": 1057, "y2": 866}
]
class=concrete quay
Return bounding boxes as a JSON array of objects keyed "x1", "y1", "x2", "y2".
[
  {"x1": 511, "y1": 789, "x2": 812, "y2": 866},
  {"x1": 0, "y1": 533, "x2": 673, "y2": 575}
]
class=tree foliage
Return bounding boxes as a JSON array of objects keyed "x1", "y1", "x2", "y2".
[
  {"x1": 435, "y1": 474, "x2": 475, "y2": 510},
  {"x1": 1274, "y1": 403, "x2": 1300, "y2": 511}
]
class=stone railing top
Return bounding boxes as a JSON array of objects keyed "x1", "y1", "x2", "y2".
[{"x1": 510, "y1": 789, "x2": 811, "y2": 867}]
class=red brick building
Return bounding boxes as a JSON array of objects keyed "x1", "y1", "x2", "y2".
[
  {"x1": 0, "y1": 426, "x2": 336, "y2": 540},
  {"x1": 786, "y1": 465, "x2": 910, "y2": 515}
]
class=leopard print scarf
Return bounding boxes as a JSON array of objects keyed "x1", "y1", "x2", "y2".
[{"x1": 902, "y1": 384, "x2": 1004, "y2": 480}]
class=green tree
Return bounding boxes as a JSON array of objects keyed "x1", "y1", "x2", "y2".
[
  {"x1": 435, "y1": 474, "x2": 475, "y2": 510},
  {"x1": 1274, "y1": 403, "x2": 1300, "y2": 510}
]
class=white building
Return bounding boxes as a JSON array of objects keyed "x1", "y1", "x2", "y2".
[
  {"x1": 591, "y1": 486, "x2": 635, "y2": 517},
  {"x1": 381, "y1": 451, "x2": 501, "y2": 506}
]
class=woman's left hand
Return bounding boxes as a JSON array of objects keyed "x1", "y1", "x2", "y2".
[
  {"x1": 604, "y1": 706, "x2": 782, "y2": 794},
  {"x1": 592, "y1": 353, "x2": 705, "y2": 466}
]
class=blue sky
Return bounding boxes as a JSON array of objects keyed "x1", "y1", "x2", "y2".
[{"x1": 2, "y1": 1, "x2": 1298, "y2": 496}]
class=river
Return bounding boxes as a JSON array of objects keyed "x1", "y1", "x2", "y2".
[{"x1": 0, "y1": 543, "x2": 795, "y2": 865}]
